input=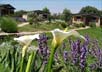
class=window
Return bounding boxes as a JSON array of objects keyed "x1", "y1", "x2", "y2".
[{"x1": 76, "y1": 16, "x2": 81, "y2": 19}]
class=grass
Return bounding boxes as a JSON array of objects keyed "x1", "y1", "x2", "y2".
[
  {"x1": 18, "y1": 22, "x2": 65, "y2": 32},
  {"x1": 78, "y1": 27, "x2": 102, "y2": 46}
]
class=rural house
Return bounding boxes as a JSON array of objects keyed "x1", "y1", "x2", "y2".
[
  {"x1": 72, "y1": 14, "x2": 102, "y2": 27},
  {"x1": 0, "y1": 4, "x2": 15, "y2": 16}
]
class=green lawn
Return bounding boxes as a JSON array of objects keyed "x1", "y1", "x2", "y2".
[
  {"x1": 18, "y1": 22, "x2": 65, "y2": 32},
  {"x1": 78, "y1": 27, "x2": 102, "y2": 45}
]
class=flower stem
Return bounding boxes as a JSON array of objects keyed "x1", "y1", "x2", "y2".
[
  {"x1": 26, "y1": 51, "x2": 36, "y2": 72},
  {"x1": 47, "y1": 45, "x2": 58, "y2": 72},
  {"x1": 20, "y1": 41, "x2": 32, "y2": 72},
  {"x1": 20, "y1": 57, "x2": 24, "y2": 72}
]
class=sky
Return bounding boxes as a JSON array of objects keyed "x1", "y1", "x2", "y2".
[{"x1": 0, "y1": 0, "x2": 102, "y2": 14}]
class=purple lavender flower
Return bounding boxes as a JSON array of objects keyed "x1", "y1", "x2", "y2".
[
  {"x1": 80, "y1": 45, "x2": 87, "y2": 68},
  {"x1": 73, "y1": 58, "x2": 78, "y2": 64},
  {"x1": 84, "y1": 35, "x2": 90, "y2": 45},
  {"x1": 38, "y1": 34, "x2": 49, "y2": 56},
  {"x1": 88, "y1": 39, "x2": 102, "y2": 71},
  {"x1": 95, "y1": 48, "x2": 102, "y2": 68},
  {"x1": 89, "y1": 63, "x2": 97, "y2": 70},
  {"x1": 76, "y1": 39, "x2": 81, "y2": 54},
  {"x1": 71, "y1": 41, "x2": 79, "y2": 64},
  {"x1": 63, "y1": 51, "x2": 68, "y2": 62},
  {"x1": 37, "y1": 33, "x2": 49, "y2": 65},
  {"x1": 43, "y1": 58, "x2": 48, "y2": 64}
]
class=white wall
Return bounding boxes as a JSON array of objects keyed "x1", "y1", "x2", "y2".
[
  {"x1": 96, "y1": 18, "x2": 100, "y2": 27},
  {"x1": 72, "y1": 17, "x2": 84, "y2": 24}
]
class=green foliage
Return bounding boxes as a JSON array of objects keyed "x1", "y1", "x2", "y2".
[
  {"x1": 28, "y1": 12, "x2": 45, "y2": 24},
  {"x1": 14, "y1": 10, "x2": 27, "y2": 17},
  {"x1": 0, "y1": 17, "x2": 18, "y2": 33},
  {"x1": 0, "y1": 41, "x2": 21, "y2": 72},
  {"x1": 51, "y1": 13, "x2": 58, "y2": 20},
  {"x1": 61, "y1": 8, "x2": 71, "y2": 22},
  {"x1": 28, "y1": 18, "x2": 34, "y2": 25},
  {"x1": 42, "y1": 7, "x2": 51, "y2": 22},
  {"x1": 80, "y1": 6, "x2": 100, "y2": 15},
  {"x1": 89, "y1": 22, "x2": 96, "y2": 27},
  {"x1": 18, "y1": 20, "x2": 67, "y2": 32},
  {"x1": 78, "y1": 23, "x2": 86, "y2": 27},
  {"x1": 79, "y1": 27, "x2": 102, "y2": 42},
  {"x1": 73, "y1": 23, "x2": 86, "y2": 28},
  {"x1": 99, "y1": 10, "x2": 102, "y2": 16},
  {"x1": 42, "y1": 7, "x2": 50, "y2": 14},
  {"x1": 54, "y1": 20, "x2": 67, "y2": 28},
  {"x1": 73, "y1": 23, "x2": 80, "y2": 28},
  {"x1": 51, "y1": 13, "x2": 62, "y2": 21}
]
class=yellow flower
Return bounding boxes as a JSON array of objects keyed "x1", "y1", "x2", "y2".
[{"x1": 51, "y1": 28, "x2": 86, "y2": 47}]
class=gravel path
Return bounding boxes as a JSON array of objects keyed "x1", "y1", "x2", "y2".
[
  {"x1": 0, "y1": 31, "x2": 49, "y2": 36},
  {"x1": 73, "y1": 26, "x2": 90, "y2": 30}
]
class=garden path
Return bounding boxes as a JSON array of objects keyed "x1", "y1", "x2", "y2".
[{"x1": 18, "y1": 22, "x2": 29, "y2": 27}]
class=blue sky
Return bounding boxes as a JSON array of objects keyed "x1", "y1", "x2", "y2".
[{"x1": 0, "y1": 0, "x2": 102, "y2": 13}]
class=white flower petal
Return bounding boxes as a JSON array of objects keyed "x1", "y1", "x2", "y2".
[
  {"x1": 51, "y1": 28, "x2": 86, "y2": 45},
  {"x1": 14, "y1": 34, "x2": 40, "y2": 44}
]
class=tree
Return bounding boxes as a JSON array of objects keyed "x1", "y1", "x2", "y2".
[
  {"x1": 51, "y1": 13, "x2": 58, "y2": 20},
  {"x1": 99, "y1": 10, "x2": 102, "y2": 16},
  {"x1": 42, "y1": 7, "x2": 50, "y2": 14},
  {"x1": 51, "y1": 13, "x2": 62, "y2": 20},
  {"x1": 61, "y1": 8, "x2": 71, "y2": 22},
  {"x1": 80, "y1": 6, "x2": 100, "y2": 15},
  {"x1": 14, "y1": 10, "x2": 27, "y2": 17},
  {"x1": 43, "y1": 7, "x2": 51, "y2": 22}
]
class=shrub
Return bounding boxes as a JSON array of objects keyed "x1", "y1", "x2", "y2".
[
  {"x1": 0, "y1": 16, "x2": 18, "y2": 33},
  {"x1": 60, "y1": 22, "x2": 67, "y2": 28},
  {"x1": 54, "y1": 20, "x2": 67, "y2": 28},
  {"x1": 28, "y1": 18, "x2": 33, "y2": 25},
  {"x1": 73, "y1": 23, "x2": 81, "y2": 28},
  {"x1": 80, "y1": 23, "x2": 86, "y2": 27},
  {"x1": 73, "y1": 23, "x2": 86, "y2": 28},
  {"x1": 89, "y1": 22, "x2": 96, "y2": 27}
]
